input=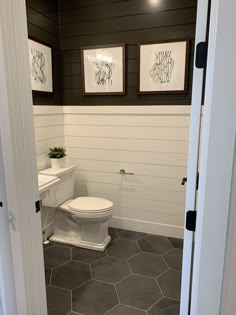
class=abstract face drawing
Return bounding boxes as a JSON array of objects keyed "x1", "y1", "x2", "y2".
[
  {"x1": 93, "y1": 60, "x2": 115, "y2": 85},
  {"x1": 150, "y1": 51, "x2": 174, "y2": 84},
  {"x1": 31, "y1": 49, "x2": 47, "y2": 84}
]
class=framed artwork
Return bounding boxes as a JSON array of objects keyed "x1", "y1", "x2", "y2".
[
  {"x1": 138, "y1": 39, "x2": 189, "y2": 94},
  {"x1": 28, "y1": 38, "x2": 53, "y2": 93},
  {"x1": 81, "y1": 44, "x2": 125, "y2": 95}
]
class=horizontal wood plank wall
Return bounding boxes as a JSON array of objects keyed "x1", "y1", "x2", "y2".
[
  {"x1": 64, "y1": 106, "x2": 190, "y2": 238},
  {"x1": 33, "y1": 106, "x2": 65, "y2": 170},
  {"x1": 59, "y1": 0, "x2": 197, "y2": 105},
  {"x1": 26, "y1": 0, "x2": 62, "y2": 105}
]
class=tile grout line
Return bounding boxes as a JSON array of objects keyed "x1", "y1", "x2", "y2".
[
  {"x1": 45, "y1": 232, "x2": 183, "y2": 314},
  {"x1": 146, "y1": 296, "x2": 164, "y2": 312}
]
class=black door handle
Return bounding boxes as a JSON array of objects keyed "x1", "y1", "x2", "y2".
[
  {"x1": 0, "y1": 201, "x2": 3, "y2": 207},
  {"x1": 181, "y1": 177, "x2": 187, "y2": 185}
]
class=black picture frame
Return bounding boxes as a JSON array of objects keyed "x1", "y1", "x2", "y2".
[
  {"x1": 138, "y1": 39, "x2": 189, "y2": 95},
  {"x1": 28, "y1": 37, "x2": 54, "y2": 95},
  {"x1": 81, "y1": 44, "x2": 126, "y2": 95}
]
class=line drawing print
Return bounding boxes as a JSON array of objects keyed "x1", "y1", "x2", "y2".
[
  {"x1": 30, "y1": 49, "x2": 47, "y2": 84},
  {"x1": 94, "y1": 60, "x2": 115, "y2": 85},
  {"x1": 150, "y1": 51, "x2": 174, "y2": 83}
]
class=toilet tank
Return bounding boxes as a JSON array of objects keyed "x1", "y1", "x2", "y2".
[{"x1": 39, "y1": 165, "x2": 76, "y2": 207}]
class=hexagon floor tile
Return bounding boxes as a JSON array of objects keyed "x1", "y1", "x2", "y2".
[
  {"x1": 148, "y1": 297, "x2": 180, "y2": 315},
  {"x1": 106, "y1": 305, "x2": 146, "y2": 315},
  {"x1": 167, "y1": 237, "x2": 184, "y2": 249},
  {"x1": 116, "y1": 229, "x2": 147, "y2": 240},
  {"x1": 72, "y1": 280, "x2": 118, "y2": 315},
  {"x1": 129, "y1": 252, "x2": 168, "y2": 278},
  {"x1": 92, "y1": 256, "x2": 130, "y2": 284},
  {"x1": 163, "y1": 248, "x2": 183, "y2": 270},
  {"x1": 138, "y1": 235, "x2": 172, "y2": 255},
  {"x1": 45, "y1": 269, "x2": 51, "y2": 286},
  {"x1": 108, "y1": 227, "x2": 118, "y2": 241},
  {"x1": 44, "y1": 230, "x2": 183, "y2": 315},
  {"x1": 106, "y1": 239, "x2": 140, "y2": 259},
  {"x1": 44, "y1": 245, "x2": 71, "y2": 269},
  {"x1": 51, "y1": 260, "x2": 91, "y2": 290},
  {"x1": 116, "y1": 274, "x2": 162, "y2": 310},
  {"x1": 157, "y1": 270, "x2": 182, "y2": 300},
  {"x1": 46, "y1": 286, "x2": 71, "y2": 315},
  {"x1": 72, "y1": 247, "x2": 106, "y2": 263}
]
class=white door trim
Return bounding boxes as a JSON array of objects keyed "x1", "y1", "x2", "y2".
[
  {"x1": 0, "y1": 0, "x2": 47, "y2": 314},
  {"x1": 180, "y1": 0, "x2": 209, "y2": 312},
  {"x1": 190, "y1": 0, "x2": 236, "y2": 314}
]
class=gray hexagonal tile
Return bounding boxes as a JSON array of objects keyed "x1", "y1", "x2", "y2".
[
  {"x1": 72, "y1": 280, "x2": 118, "y2": 315},
  {"x1": 45, "y1": 269, "x2": 51, "y2": 286},
  {"x1": 109, "y1": 227, "x2": 118, "y2": 241},
  {"x1": 138, "y1": 235, "x2": 172, "y2": 255},
  {"x1": 46, "y1": 286, "x2": 71, "y2": 315},
  {"x1": 163, "y1": 249, "x2": 183, "y2": 270},
  {"x1": 92, "y1": 256, "x2": 130, "y2": 284},
  {"x1": 43, "y1": 241, "x2": 54, "y2": 249},
  {"x1": 148, "y1": 297, "x2": 180, "y2": 315},
  {"x1": 54, "y1": 241, "x2": 74, "y2": 248},
  {"x1": 116, "y1": 229, "x2": 147, "y2": 240},
  {"x1": 167, "y1": 237, "x2": 183, "y2": 249},
  {"x1": 106, "y1": 305, "x2": 146, "y2": 315},
  {"x1": 129, "y1": 252, "x2": 168, "y2": 278},
  {"x1": 116, "y1": 274, "x2": 162, "y2": 310},
  {"x1": 72, "y1": 247, "x2": 106, "y2": 264},
  {"x1": 44, "y1": 245, "x2": 71, "y2": 269},
  {"x1": 51, "y1": 261, "x2": 91, "y2": 290},
  {"x1": 106, "y1": 239, "x2": 140, "y2": 259},
  {"x1": 68, "y1": 313, "x2": 83, "y2": 315},
  {"x1": 157, "y1": 270, "x2": 182, "y2": 300}
]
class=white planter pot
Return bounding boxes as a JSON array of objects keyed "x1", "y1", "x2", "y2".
[{"x1": 50, "y1": 158, "x2": 64, "y2": 169}]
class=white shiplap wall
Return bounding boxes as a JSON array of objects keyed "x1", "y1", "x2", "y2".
[
  {"x1": 33, "y1": 106, "x2": 65, "y2": 171},
  {"x1": 33, "y1": 106, "x2": 65, "y2": 239},
  {"x1": 64, "y1": 106, "x2": 190, "y2": 238}
]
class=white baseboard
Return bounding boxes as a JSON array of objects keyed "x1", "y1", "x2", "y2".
[{"x1": 109, "y1": 216, "x2": 184, "y2": 239}]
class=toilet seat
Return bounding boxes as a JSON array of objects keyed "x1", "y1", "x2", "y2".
[{"x1": 68, "y1": 197, "x2": 113, "y2": 213}]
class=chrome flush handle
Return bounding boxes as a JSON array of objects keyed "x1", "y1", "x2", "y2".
[{"x1": 119, "y1": 169, "x2": 134, "y2": 175}]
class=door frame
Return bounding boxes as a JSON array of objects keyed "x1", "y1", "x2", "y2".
[
  {"x1": 180, "y1": 0, "x2": 209, "y2": 312},
  {"x1": 0, "y1": 0, "x2": 47, "y2": 314},
  {"x1": 0, "y1": 0, "x2": 235, "y2": 314},
  {"x1": 189, "y1": 0, "x2": 236, "y2": 313}
]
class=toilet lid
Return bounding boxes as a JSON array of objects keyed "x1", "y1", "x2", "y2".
[{"x1": 68, "y1": 197, "x2": 113, "y2": 213}]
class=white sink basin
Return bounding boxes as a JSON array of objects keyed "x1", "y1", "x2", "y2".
[{"x1": 38, "y1": 174, "x2": 60, "y2": 195}]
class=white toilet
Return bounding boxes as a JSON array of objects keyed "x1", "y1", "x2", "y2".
[{"x1": 39, "y1": 166, "x2": 113, "y2": 251}]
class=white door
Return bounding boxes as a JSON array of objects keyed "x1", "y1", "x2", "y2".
[
  {"x1": 0, "y1": 132, "x2": 17, "y2": 315},
  {"x1": 180, "y1": 0, "x2": 210, "y2": 313},
  {"x1": 0, "y1": 0, "x2": 47, "y2": 314}
]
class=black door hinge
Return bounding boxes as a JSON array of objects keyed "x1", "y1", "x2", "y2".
[
  {"x1": 196, "y1": 42, "x2": 208, "y2": 69},
  {"x1": 0, "y1": 201, "x2": 3, "y2": 207},
  {"x1": 35, "y1": 200, "x2": 41, "y2": 213},
  {"x1": 186, "y1": 210, "x2": 197, "y2": 232},
  {"x1": 196, "y1": 172, "x2": 200, "y2": 190}
]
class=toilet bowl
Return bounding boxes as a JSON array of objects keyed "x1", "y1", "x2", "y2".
[{"x1": 39, "y1": 166, "x2": 113, "y2": 251}]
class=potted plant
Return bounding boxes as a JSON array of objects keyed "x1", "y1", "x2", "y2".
[{"x1": 48, "y1": 147, "x2": 67, "y2": 169}]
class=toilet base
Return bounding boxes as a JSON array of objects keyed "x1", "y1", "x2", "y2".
[{"x1": 50, "y1": 234, "x2": 111, "y2": 251}]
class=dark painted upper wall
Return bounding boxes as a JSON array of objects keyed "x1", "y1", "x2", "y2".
[
  {"x1": 59, "y1": 0, "x2": 197, "y2": 105},
  {"x1": 26, "y1": 0, "x2": 61, "y2": 105}
]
